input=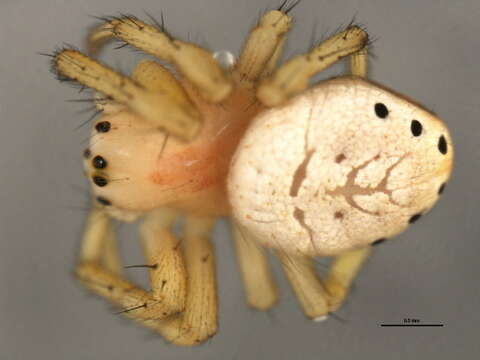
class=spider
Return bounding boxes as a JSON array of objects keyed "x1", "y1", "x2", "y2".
[{"x1": 48, "y1": 4, "x2": 453, "y2": 346}]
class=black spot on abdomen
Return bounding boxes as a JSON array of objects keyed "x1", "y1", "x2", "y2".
[
  {"x1": 438, "y1": 135, "x2": 448, "y2": 154},
  {"x1": 374, "y1": 103, "x2": 389, "y2": 119}
]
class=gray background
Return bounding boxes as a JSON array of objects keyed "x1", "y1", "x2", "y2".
[{"x1": 1, "y1": 0, "x2": 479, "y2": 359}]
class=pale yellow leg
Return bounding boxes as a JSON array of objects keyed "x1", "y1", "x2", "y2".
[
  {"x1": 350, "y1": 48, "x2": 368, "y2": 77},
  {"x1": 155, "y1": 215, "x2": 217, "y2": 346},
  {"x1": 53, "y1": 49, "x2": 201, "y2": 140},
  {"x1": 132, "y1": 60, "x2": 192, "y2": 104},
  {"x1": 76, "y1": 208, "x2": 186, "y2": 322},
  {"x1": 87, "y1": 16, "x2": 232, "y2": 103},
  {"x1": 139, "y1": 208, "x2": 187, "y2": 313},
  {"x1": 323, "y1": 247, "x2": 372, "y2": 312},
  {"x1": 95, "y1": 59, "x2": 197, "y2": 118},
  {"x1": 277, "y1": 252, "x2": 329, "y2": 320},
  {"x1": 234, "y1": 10, "x2": 292, "y2": 84},
  {"x1": 260, "y1": 36, "x2": 287, "y2": 79},
  {"x1": 257, "y1": 26, "x2": 369, "y2": 106},
  {"x1": 100, "y1": 224, "x2": 122, "y2": 275},
  {"x1": 232, "y1": 224, "x2": 279, "y2": 310}
]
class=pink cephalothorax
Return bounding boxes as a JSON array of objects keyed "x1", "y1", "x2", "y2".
[{"x1": 50, "y1": 5, "x2": 453, "y2": 346}]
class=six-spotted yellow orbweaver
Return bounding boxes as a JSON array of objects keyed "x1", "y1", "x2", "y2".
[{"x1": 49, "y1": 5, "x2": 453, "y2": 346}]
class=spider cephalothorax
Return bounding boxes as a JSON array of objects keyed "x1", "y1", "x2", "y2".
[{"x1": 49, "y1": 5, "x2": 452, "y2": 346}]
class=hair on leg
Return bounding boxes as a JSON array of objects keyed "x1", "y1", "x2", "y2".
[
  {"x1": 234, "y1": 10, "x2": 292, "y2": 84},
  {"x1": 52, "y1": 48, "x2": 201, "y2": 140},
  {"x1": 87, "y1": 15, "x2": 232, "y2": 103},
  {"x1": 76, "y1": 209, "x2": 187, "y2": 323},
  {"x1": 154, "y1": 215, "x2": 218, "y2": 346}
]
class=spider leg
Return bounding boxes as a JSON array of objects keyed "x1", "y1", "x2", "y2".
[
  {"x1": 323, "y1": 247, "x2": 372, "y2": 312},
  {"x1": 100, "y1": 223, "x2": 122, "y2": 274},
  {"x1": 259, "y1": 36, "x2": 287, "y2": 79},
  {"x1": 232, "y1": 223, "x2": 279, "y2": 310},
  {"x1": 87, "y1": 16, "x2": 232, "y2": 103},
  {"x1": 154, "y1": 215, "x2": 218, "y2": 346},
  {"x1": 233, "y1": 10, "x2": 292, "y2": 84},
  {"x1": 257, "y1": 25, "x2": 369, "y2": 106},
  {"x1": 276, "y1": 252, "x2": 330, "y2": 320},
  {"x1": 350, "y1": 47, "x2": 368, "y2": 77},
  {"x1": 139, "y1": 208, "x2": 187, "y2": 312},
  {"x1": 53, "y1": 49, "x2": 201, "y2": 140},
  {"x1": 132, "y1": 59, "x2": 194, "y2": 107},
  {"x1": 76, "y1": 209, "x2": 187, "y2": 322}
]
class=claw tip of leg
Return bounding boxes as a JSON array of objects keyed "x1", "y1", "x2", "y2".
[{"x1": 312, "y1": 315, "x2": 328, "y2": 322}]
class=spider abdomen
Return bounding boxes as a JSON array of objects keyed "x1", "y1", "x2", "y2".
[{"x1": 228, "y1": 76, "x2": 453, "y2": 256}]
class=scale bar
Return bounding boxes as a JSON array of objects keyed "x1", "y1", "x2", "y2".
[{"x1": 381, "y1": 324, "x2": 444, "y2": 327}]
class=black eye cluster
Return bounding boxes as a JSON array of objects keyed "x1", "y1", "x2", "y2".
[
  {"x1": 82, "y1": 120, "x2": 114, "y2": 206},
  {"x1": 374, "y1": 102, "x2": 448, "y2": 155}
]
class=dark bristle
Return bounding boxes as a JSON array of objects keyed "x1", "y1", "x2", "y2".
[
  {"x1": 75, "y1": 105, "x2": 97, "y2": 115},
  {"x1": 89, "y1": 14, "x2": 114, "y2": 23},
  {"x1": 67, "y1": 98, "x2": 97, "y2": 103},
  {"x1": 277, "y1": 0, "x2": 302, "y2": 14},
  {"x1": 47, "y1": 45, "x2": 87, "y2": 90},
  {"x1": 37, "y1": 52, "x2": 56, "y2": 58},
  {"x1": 277, "y1": 0, "x2": 289, "y2": 11},
  {"x1": 75, "y1": 109, "x2": 103, "y2": 130},
  {"x1": 309, "y1": 18, "x2": 369, "y2": 53},
  {"x1": 124, "y1": 264, "x2": 158, "y2": 269},
  {"x1": 143, "y1": 11, "x2": 174, "y2": 40},
  {"x1": 67, "y1": 97, "x2": 109, "y2": 104},
  {"x1": 120, "y1": 13, "x2": 143, "y2": 30},
  {"x1": 114, "y1": 303, "x2": 147, "y2": 315},
  {"x1": 144, "y1": 10, "x2": 163, "y2": 30},
  {"x1": 113, "y1": 42, "x2": 129, "y2": 50}
]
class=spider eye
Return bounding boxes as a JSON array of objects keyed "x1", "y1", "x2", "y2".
[
  {"x1": 374, "y1": 103, "x2": 389, "y2": 118},
  {"x1": 93, "y1": 155, "x2": 108, "y2": 169},
  {"x1": 95, "y1": 121, "x2": 111, "y2": 133},
  {"x1": 96, "y1": 196, "x2": 111, "y2": 206},
  {"x1": 410, "y1": 120, "x2": 422, "y2": 136},
  {"x1": 93, "y1": 175, "x2": 108, "y2": 187},
  {"x1": 83, "y1": 148, "x2": 91, "y2": 159}
]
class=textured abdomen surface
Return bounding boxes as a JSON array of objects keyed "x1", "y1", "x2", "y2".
[{"x1": 228, "y1": 76, "x2": 453, "y2": 256}]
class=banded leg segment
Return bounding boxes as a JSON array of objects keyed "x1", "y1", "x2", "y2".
[
  {"x1": 277, "y1": 252, "x2": 329, "y2": 320},
  {"x1": 324, "y1": 247, "x2": 372, "y2": 312},
  {"x1": 53, "y1": 49, "x2": 201, "y2": 140},
  {"x1": 76, "y1": 209, "x2": 186, "y2": 322},
  {"x1": 234, "y1": 10, "x2": 292, "y2": 84},
  {"x1": 155, "y1": 215, "x2": 217, "y2": 346},
  {"x1": 350, "y1": 48, "x2": 368, "y2": 77},
  {"x1": 132, "y1": 60, "x2": 193, "y2": 105},
  {"x1": 232, "y1": 224, "x2": 279, "y2": 310},
  {"x1": 260, "y1": 36, "x2": 287, "y2": 79},
  {"x1": 257, "y1": 26, "x2": 369, "y2": 106},
  {"x1": 87, "y1": 16, "x2": 232, "y2": 103},
  {"x1": 139, "y1": 208, "x2": 187, "y2": 311}
]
